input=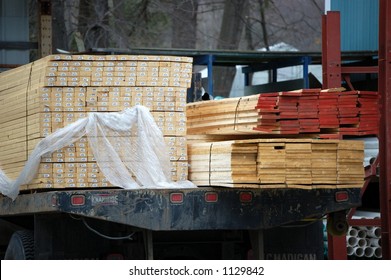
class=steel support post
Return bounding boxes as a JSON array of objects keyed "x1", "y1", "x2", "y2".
[
  {"x1": 378, "y1": 0, "x2": 391, "y2": 260},
  {"x1": 322, "y1": 12, "x2": 342, "y2": 89},
  {"x1": 322, "y1": 11, "x2": 347, "y2": 260}
]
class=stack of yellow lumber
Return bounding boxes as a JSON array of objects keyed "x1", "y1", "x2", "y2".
[
  {"x1": 186, "y1": 94, "x2": 260, "y2": 134},
  {"x1": 337, "y1": 141, "x2": 366, "y2": 187},
  {"x1": 311, "y1": 140, "x2": 338, "y2": 187},
  {"x1": 0, "y1": 54, "x2": 193, "y2": 191},
  {"x1": 188, "y1": 139, "x2": 364, "y2": 189},
  {"x1": 285, "y1": 141, "x2": 312, "y2": 187},
  {"x1": 256, "y1": 141, "x2": 286, "y2": 186},
  {"x1": 187, "y1": 141, "x2": 258, "y2": 187}
]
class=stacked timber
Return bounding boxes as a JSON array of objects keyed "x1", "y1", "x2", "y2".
[
  {"x1": 337, "y1": 141, "x2": 366, "y2": 188},
  {"x1": 186, "y1": 89, "x2": 379, "y2": 138},
  {"x1": 186, "y1": 94, "x2": 260, "y2": 134},
  {"x1": 0, "y1": 54, "x2": 193, "y2": 191},
  {"x1": 188, "y1": 139, "x2": 364, "y2": 189},
  {"x1": 187, "y1": 141, "x2": 258, "y2": 187},
  {"x1": 311, "y1": 140, "x2": 338, "y2": 187}
]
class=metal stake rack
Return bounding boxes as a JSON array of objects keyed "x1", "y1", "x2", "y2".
[{"x1": 322, "y1": 6, "x2": 391, "y2": 260}]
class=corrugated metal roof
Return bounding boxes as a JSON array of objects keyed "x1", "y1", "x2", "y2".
[{"x1": 331, "y1": 0, "x2": 379, "y2": 51}]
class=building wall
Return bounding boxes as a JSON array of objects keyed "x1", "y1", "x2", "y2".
[
  {"x1": 329, "y1": 0, "x2": 378, "y2": 51},
  {"x1": 0, "y1": 0, "x2": 29, "y2": 66}
]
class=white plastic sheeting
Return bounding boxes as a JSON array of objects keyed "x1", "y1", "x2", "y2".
[{"x1": 0, "y1": 106, "x2": 195, "y2": 200}]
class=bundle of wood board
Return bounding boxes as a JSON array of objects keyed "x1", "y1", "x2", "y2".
[
  {"x1": 187, "y1": 89, "x2": 379, "y2": 138},
  {"x1": 337, "y1": 141, "x2": 366, "y2": 187},
  {"x1": 0, "y1": 54, "x2": 193, "y2": 191},
  {"x1": 186, "y1": 94, "x2": 260, "y2": 134},
  {"x1": 188, "y1": 139, "x2": 364, "y2": 189},
  {"x1": 255, "y1": 89, "x2": 379, "y2": 137},
  {"x1": 187, "y1": 141, "x2": 258, "y2": 187}
]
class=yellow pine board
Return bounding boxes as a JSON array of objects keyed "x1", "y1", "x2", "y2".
[
  {"x1": 186, "y1": 110, "x2": 258, "y2": 124},
  {"x1": 186, "y1": 94, "x2": 259, "y2": 110},
  {"x1": 187, "y1": 123, "x2": 258, "y2": 135}
]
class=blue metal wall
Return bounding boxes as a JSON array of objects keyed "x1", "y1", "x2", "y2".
[{"x1": 331, "y1": 0, "x2": 378, "y2": 51}]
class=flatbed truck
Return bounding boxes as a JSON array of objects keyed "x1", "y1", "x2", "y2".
[{"x1": 0, "y1": 186, "x2": 360, "y2": 259}]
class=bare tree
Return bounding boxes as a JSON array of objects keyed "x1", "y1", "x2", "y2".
[
  {"x1": 244, "y1": 0, "x2": 324, "y2": 51},
  {"x1": 258, "y1": 0, "x2": 270, "y2": 51},
  {"x1": 170, "y1": 0, "x2": 199, "y2": 48},
  {"x1": 213, "y1": 0, "x2": 249, "y2": 98},
  {"x1": 47, "y1": 0, "x2": 324, "y2": 98}
]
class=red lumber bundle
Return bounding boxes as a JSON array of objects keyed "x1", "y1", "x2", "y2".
[{"x1": 254, "y1": 89, "x2": 379, "y2": 138}]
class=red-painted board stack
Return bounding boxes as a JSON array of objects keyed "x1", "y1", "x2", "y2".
[
  {"x1": 298, "y1": 90, "x2": 320, "y2": 133},
  {"x1": 337, "y1": 91, "x2": 360, "y2": 136},
  {"x1": 277, "y1": 92, "x2": 300, "y2": 134},
  {"x1": 254, "y1": 93, "x2": 279, "y2": 133},
  {"x1": 357, "y1": 91, "x2": 379, "y2": 135},
  {"x1": 186, "y1": 89, "x2": 379, "y2": 139},
  {"x1": 255, "y1": 89, "x2": 321, "y2": 135},
  {"x1": 318, "y1": 91, "x2": 339, "y2": 130},
  {"x1": 253, "y1": 89, "x2": 379, "y2": 138}
]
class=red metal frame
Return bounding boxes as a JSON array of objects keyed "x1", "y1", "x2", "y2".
[
  {"x1": 322, "y1": 10, "x2": 391, "y2": 259},
  {"x1": 322, "y1": 12, "x2": 347, "y2": 260},
  {"x1": 322, "y1": 12, "x2": 342, "y2": 89},
  {"x1": 378, "y1": 0, "x2": 391, "y2": 260}
]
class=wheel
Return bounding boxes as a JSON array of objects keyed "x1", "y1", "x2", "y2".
[
  {"x1": 4, "y1": 230, "x2": 34, "y2": 260},
  {"x1": 327, "y1": 212, "x2": 348, "y2": 237}
]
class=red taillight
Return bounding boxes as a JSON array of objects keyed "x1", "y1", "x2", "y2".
[
  {"x1": 335, "y1": 191, "x2": 349, "y2": 202},
  {"x1": 71, "y1": 195, "x2": 85, "y2": 206},
  {"x1": 205, "y1": 192, "x2": 218, "y2": 203},
  {"x1": 240, "y1": 191, "x2": 253, "y2": 203},
  {"x1": 170, "y1": 192, "x2": 184, "y2": 204},
  {"x1": 51, "y1": 195, "x2": 58, "y2": 207}
]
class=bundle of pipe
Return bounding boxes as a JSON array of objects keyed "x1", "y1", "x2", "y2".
[{"x1": 347, "y1": 211, "x2": 382, "y2": 259}]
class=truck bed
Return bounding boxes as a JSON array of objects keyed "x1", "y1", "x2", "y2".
[{"x1": 0, "y1": 187, "x2": 361, "y2": 230}]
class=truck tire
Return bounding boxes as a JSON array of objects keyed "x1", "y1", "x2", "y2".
[{"x1": 4, "y1": 230, "x2": 34, "y2": 260}]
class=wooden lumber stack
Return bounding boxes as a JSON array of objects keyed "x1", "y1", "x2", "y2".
[
  {"x1": 186, "y1": 94, "x2": 260, "y2": 134},
  {"x1": 0, "y1": 54, "x2": 193, "y2": 191},
  {"x1": 188, "y1": 141, "x2": 258, "y2": 187},
  {"x1": 285, "y1": 141, "x2": 312, "y2": 187},
  {"x1": 257, "y1": 141, "x2": 286, "y2": 185},
  {"x1": 337, "y1": 140, "x2": 365, "y2": 188},
  {"x1": 311, "y1": 140, "x2": 338, "y2": 187},
  {"x1": 187, "y1": 89, "x2": 379, "y2": 138},
  {"x1": 357, "y1": 91, "x2": 379, "y2": 135},
  {"x1": 318, "y1": 91, "x2": 339, "y2": 134},
  {"x1": 188, "y1": 139, "x2": 365, "y2": 189}
]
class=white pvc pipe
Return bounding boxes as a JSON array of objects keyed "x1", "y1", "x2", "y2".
[
  {"x1": 374, "y1": 247, "x2": 382, "y2": 258},
  {"x1": 346, "y1": 236, "x2": 359, "y2": 247},
  {"x1": 367, "y1": 238, "x2": 381, "y2": 247},
  {"x1": 347, "y1": 246, "x2": 354, "y2": 256},
  {"x1": 357, "y1": 226, "x2": 369, "y2": 231},
  {"x1": 357, "y1": 238, "x2": 367, "y2": 248},
  {"x1": 366, "y1": 227, "x2": 381, "y2": 238},
  {"x1": 354, "y1": 247, "x2": 365, "y2": 257},
  {"x1": 348, "y1": 227, "x2": 358, "y2": 237},
  {"x1": 357, "y1": 229, "x2": 367, "y2": 239},
  {"x1": 364, "y1": 246, "x2": 375, "y2": 258}
]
